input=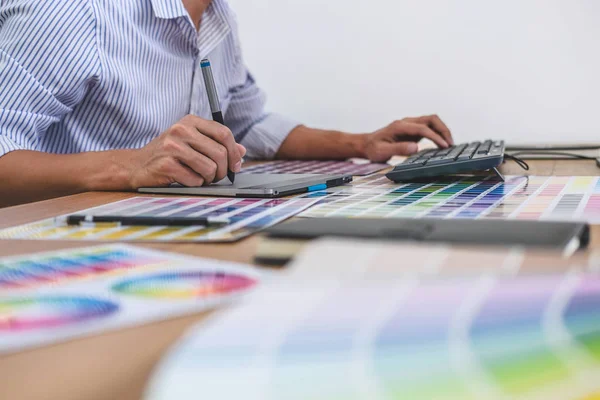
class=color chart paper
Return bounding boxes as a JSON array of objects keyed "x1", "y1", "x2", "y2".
[
  {"x1": 300, "y1": 175, "x2": 600, "y2": 223},
  {"x1": 0, "y1": 196, "x2": 319, "y2": 242},
  {"x1": 0, "y1": 244, "x2": 260, "y2": 353},
  {"x1": 240, "y1": 160, "x2": 388, "y2": 176},
  {"x1": 147, "y1": 239, "x2": 600, "y2": 400}
]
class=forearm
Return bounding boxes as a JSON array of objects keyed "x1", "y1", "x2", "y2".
[
  {"x1": 0, "y1": 150, "x2": 133, "y2": 207},
  {"x1": 275, "y1": 125, "x2": 368, "y2": 160}
]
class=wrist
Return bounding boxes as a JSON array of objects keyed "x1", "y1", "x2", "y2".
[
  {"x1": 81, "y1": 150, "x2": 136, "y2": 192},
  {"x1": 346, "y1": 133, "x2": 369, "y2": 159}
]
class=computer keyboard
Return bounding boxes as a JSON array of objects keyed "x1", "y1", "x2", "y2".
[{"x1": 386, "y1": 140, "x2": 505, "y2": 182}]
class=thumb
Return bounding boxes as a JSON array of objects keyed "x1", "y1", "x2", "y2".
[
  {"x1": 369, "y1": 142, "x2": 418, "y2": 162},
  {"x1": 236, "y1": 143, "x2": 247, "y2": 158},
  {"x1": 384, "y1": 142, "x2": 419, "y2": 158}
]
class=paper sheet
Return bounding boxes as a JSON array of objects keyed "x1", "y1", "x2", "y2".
[
  {"x1": 0, "y1": 244, "x2": 260, "y2": 353},
  {"x1": 300, "y1": 175, "x2": 600, "y2": 223},
  {"x1": 0, "y1": 196, "x2": 318, "y2": 242},
  {"x1": 147, "y1": 239, "x2": 600, "y2": 400}
]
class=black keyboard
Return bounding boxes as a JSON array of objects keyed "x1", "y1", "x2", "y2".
[{"x1": 386, "y1": 140, "x2": 505, "y2": 182}]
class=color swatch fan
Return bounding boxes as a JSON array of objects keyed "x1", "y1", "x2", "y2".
[
  {"x1": 301, "y1": 175, "x2": 600, "y2": 224},
  {"x1": 0, "y1": 196, "x2": 318, "y2": 243},
  {"x1": 146, "y1": 240, "x2": 600, "y2": 400}
]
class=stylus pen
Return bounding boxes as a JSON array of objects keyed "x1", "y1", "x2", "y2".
[
  {"x1": 61, "y1": 215, "x2": 231, "y2": 227},
  {"x1": 200, "y1": 58, "x2": 235, "y2": 184}
]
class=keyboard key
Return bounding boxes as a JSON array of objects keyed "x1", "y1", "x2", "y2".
[
  {"x1": 393, "y1": 162, "x2": 421, "y2": 170},
  {"x1": 477, "y1": 140, "x2": 493, "y2": 154},
  {"x1": 435, "y1": 148, "x2": 452, "y2": 157},
  {"x1": 424, "y1": 156, "x2": 451, "y2": 166},
  {"x1": 446, "y1": 144, "x2": 468, "y2": 160}
]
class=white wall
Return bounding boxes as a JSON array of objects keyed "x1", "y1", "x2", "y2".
[{"x1": 228, "y1": 0, "x2": 600, "y2": 145}]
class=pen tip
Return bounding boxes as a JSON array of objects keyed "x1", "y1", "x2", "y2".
[{"x1": 228, "y1": 170, "x2": 235, "y2": 184}]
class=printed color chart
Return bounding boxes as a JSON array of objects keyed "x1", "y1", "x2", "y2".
[
  {"x1": 0, "y1": 196, "x2": 318, "y2": 243},
  {"x1": 241, "y1": 160, "x2": 388, "y2": 176},
  {"x1": 0, "y1": 245, "x2": 260, "y2": 353},
  {"x1": 301, "y1": 175, "x2": 600, "y2": 223},
  {"x1": 148, "y1": 240, "x2": 600, "y2": 400},
  {"x1": 113, "y1": 271, "x2": 257, "y2": 300},
  {"x1": 0, "y1": 246, "x2": 170, "y2": 290},
  {"x1": 0, "y1": 297, "x2": 118, "y2": 331}
]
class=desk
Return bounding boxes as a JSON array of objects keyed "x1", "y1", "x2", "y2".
[{"x1": 0, "y1": 159, "x2": 598, "y2": 400}]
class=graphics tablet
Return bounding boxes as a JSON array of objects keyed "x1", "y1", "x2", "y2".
[{"x1": 138, "y1": 173, "x2": 352, "y2": 198}]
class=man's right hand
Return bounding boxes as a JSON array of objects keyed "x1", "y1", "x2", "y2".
[{"x1": 126, "y1": 115, "x2": 246, "y2": 189}]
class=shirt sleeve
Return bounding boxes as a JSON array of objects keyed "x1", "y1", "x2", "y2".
[
  {"x1": 0, "y1": 0, "x2": 101, "y2": 158},
  {"x1": 225, "y1": 71, "x2": 300, "y2": 160},
  {"x1": 223, "y1": 13, "x2": 299, "y2": 160}
]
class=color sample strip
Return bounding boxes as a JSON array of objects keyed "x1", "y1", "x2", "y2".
[
  {"x1": 148, "y1": 273, "x2": 600, "y2": 400},
  {"x1": 0, "y1": 297, "x2": 118, "y2": 331},
  {"x1": 300, "y1": 175, "x2": 600, "y2": 223},
  {"x1": 240, "y1": 160, "x2": 388, "y2": 176},
  {"x1": 0, "y1": 197, "x2": 319, "y2": 243}
]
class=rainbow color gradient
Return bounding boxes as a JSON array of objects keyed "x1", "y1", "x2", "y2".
[
  {"x1": 0, "y1": 247, "x2": 166, "y2": 290},
  {"x1": 112, "y1": 271, "x2": 257, "y2": 299},
  {"x1": 148, "y1": 273, "x2": 600, "y2": 400},
  {"x1": 0, "y1": 296, "x2": 118, "y2": 331}
]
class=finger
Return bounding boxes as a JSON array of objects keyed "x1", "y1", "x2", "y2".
[
  {"x1": 169, "y1": 162, "x2": 205, "y2": 187},
  {"x1": 369, "y1": 141, "x2": 418, "y2": 162},
  {"x1": 417, "y1": 115, "x2": 454, "y2": 145},
  {"x1": 172, "y1": 140, "x2": 220, "y2": 184},
  {"x1": 393, "y1": 121, "x2": 449, "y2": 148},
  {"x1": 186, "y1": 116, "x2": 242, "y2": 173},
  {"x1": 383, "y1": 142, "x2": 419, "y2": 159},
  {"x1": 186, "y1": 132, "x2": 229, "y2": 182},
  {"x1": 237, "y1": 143, "x2": 247, "y2": 158}
]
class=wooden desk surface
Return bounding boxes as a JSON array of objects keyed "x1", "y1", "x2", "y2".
[{"x1": 0, "y1": 159, "x2": 598, "y2": 400}]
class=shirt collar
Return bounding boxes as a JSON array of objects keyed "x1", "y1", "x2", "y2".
[
  {"x1": 150, "y1": 0, "x2": 233, "y2": 56},
  {"x1": 197, "y1": 0, "x2": 233, "y2": 57},
  {"x1": 150, "y1": 0, "x2": 189, "y2": 19}
]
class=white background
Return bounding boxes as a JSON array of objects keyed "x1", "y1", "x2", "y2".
[{"x1": 228, "y1": 0, "x2": 599, "y2": 145}]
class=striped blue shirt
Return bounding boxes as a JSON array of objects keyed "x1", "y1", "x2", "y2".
[{"x1": 0, "y1": 0, "x2": 298, "y2": 160}]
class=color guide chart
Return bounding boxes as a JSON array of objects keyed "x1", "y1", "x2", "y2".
[
  {"x1": 300, "y1": 175, "x2": 600, "y2": 223},
  {"x1": 147, "y1": 240, "x2": 600, "y2": 400},
  {"x1": 113, "y1": 271, "x2": 257, "y2": 300},
  {"x1": 0, "y1": 196, "x2": 319, "y2": 243},
  {"x1": 240, "y1": 160, "x2": 388, "y2": 176},
  {"x1": 0, "y1": 245, "x2": 259, "y2": 353},
  {"x1": 0, "y1": 297, "x2": 118, "y2": 331}
]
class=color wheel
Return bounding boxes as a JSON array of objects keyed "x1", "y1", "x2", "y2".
[
  {"x1": 0, "y1": 296, "x2": 118, "y2": 331},
  {"x1": 112, "y1": 271, "x2": 257, "y2": 299}
]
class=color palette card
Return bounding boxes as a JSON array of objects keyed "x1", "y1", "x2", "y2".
[
  {"x1": 0, "y1": 196, "x2": 319, "y2": 243},
  {"x1": 300, "y1": 175, "x2": 600, "y2": 224},
  {"x1": 146, "y1": 239, "x2": 600, "y2": 400},
  {"x1": 241, "y1": 160, "x2": 388, "y2": 176},
  {"x1": 0, "y1": 244, "x2": 260, "y2": 353}
]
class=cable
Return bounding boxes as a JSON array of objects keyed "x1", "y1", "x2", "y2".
[
  {"x1": 508, "y1": 151, "x2": 600, "y2": 170},
  {"x1": 506, "y1": 145, "x2": 600, "y2": 151},
  {"x1": 503, "y1": 153, "x2": 530, "y2": 171}
]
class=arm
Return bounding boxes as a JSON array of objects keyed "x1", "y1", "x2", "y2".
[
  {"x1": 0, "y1": 117, "x2": 246, "y2": 208},
  {"x1": 276, "y1": 116, "x2": 454, "y2": 162},
  {"x1": 0, "y1": 150, "x2": 131, "y2": 207},
  {"x1": 0, "y1": 2, "x2": 243, "y2": 207},
  {"x1": 223, "y1": 15, "x2": 453, "y2": 162}
]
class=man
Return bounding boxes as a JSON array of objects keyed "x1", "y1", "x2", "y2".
[{"x1": 0, "y1": 0, "x2": 454, "y2": 207}]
